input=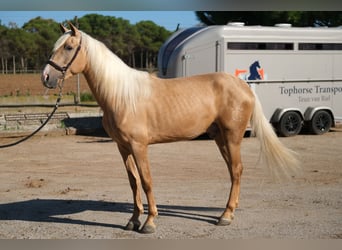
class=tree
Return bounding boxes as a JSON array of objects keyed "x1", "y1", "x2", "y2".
[
  {"x1": 0, "y1": 13, "x2": 172, "y2": 73},
  {"x1": 23, "y1": 17, "x2": 60, "y2": 70},
  {"x1": 76, "y1": 14, "x2": 141, "y2": 65},
  {"x1": 0, "y1": 22, "x2": 38, "y2": 73},
  {"x1": 0, "y1": 24, "x2": 10, "y2": 73},
  {"x1": 195, "y1": 11, "x2": 342, "y2": 27},
  {"x1": 76, "y1": 14, "x2": 171, "y2": 69},
  {"x1": 135, "y1": 20, "x2": 171, "y2": 69},
  {"x1": 6, "y1": 28, "x2": 36, "y2": 73}
]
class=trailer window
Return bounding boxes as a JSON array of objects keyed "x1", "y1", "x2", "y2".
[
  {"x1": 298, "y1": 43, "x2": 342, "y2": 50},
  {"x1": 227, "y1": 42, "x2": 293, "y2": 50}
]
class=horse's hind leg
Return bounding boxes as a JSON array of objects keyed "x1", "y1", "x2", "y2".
[
  {"x1": 117, "y1": 145, "x2": 144, "y2": 231},
  {"x1": 214, "y1": 127, "x2": 244, "y2": 226}
]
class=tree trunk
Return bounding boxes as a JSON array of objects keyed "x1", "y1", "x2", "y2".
[
  {"x1": 5, "y1": 58, "x2": 8, "y2": 74},
  {"x1": 12, "y1": 55, "x2": 16, "y2": 74},
  {"x1": 145, "y1": 50, "x2": 149, "y2": 69},
  {"x1": 132, "y1": 51, "x2": 136, "y2": 68},
  {"x1": 21, "y1": 56, "x2": 25, "y2": 73},
  {"x1": 1, "y1": 57, "x2": 4, "y2": 74},
  {"x1": 140, "y1": 50, "x2": 143, "y2": 69}
]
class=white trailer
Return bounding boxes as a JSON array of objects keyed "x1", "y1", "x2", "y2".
[{"x1": 157, "y1": 23, "x2": 342, "y2": 136}]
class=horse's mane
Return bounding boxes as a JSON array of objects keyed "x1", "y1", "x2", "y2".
[{"x1": 54, "y1": 31, "x2": 151, "y2": 113}]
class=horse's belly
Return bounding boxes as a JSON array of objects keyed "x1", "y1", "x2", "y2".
[{"x1": 147, "y1": 109, "x2": 215, "y2": 143}]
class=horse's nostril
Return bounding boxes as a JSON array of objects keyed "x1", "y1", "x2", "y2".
[
  {"x1": 43, "y1": 73, "x2": 49, "y2": 83},
  {"x1": 41, "y1": 73, "x2": 50, "y2": 86}
]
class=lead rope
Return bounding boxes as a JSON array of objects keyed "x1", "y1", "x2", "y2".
[{"x1": 0, "y1": 83, "x2": 64, "y2": 149}]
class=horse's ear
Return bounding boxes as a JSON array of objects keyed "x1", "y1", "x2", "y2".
[
  {"x1": 68, "y1": 22, "x2": 79, "y2": 36},
  {"x1": 59, "y1": 24, "x2": 68, "y2": 34}
]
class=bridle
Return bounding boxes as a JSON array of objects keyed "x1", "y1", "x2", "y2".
[{"x1": 47, "y1": 35, "x2": 82, "y2": 78}]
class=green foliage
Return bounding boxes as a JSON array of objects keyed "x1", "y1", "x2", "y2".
[
  {"x1": 0, "y1": 17, "x2": 61, "y2": 73},
  {"x1": 195, "y1": 11, "x2": 342, "y2": 27},
  {"x1": 23, "y1": 17, "x2": 61, "y2": 68},
  {"x1": 0, "y1": 13, "x2": 172, "y2": 74},
  {"x1": 135, "y1": 20, "x2": 171, "y2": 68},
  {"x1": 74, "y1": 14, "x2": 171, "y2": 68},
  {"x1": 80, "y1": 92, "x2": 96, "y2": 102}
]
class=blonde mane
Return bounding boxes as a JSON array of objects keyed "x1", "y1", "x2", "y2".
[{"x1": 56, "y1": 31, "x2": 151, "y2": 113}]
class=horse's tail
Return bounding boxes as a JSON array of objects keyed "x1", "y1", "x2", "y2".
[{"x1": 250, "y1": 93, "x2": 300, "y2": 180}]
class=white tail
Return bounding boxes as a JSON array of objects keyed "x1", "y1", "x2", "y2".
[{"x1": 250, "y1": 93, "x2": 300, "y2": 180}]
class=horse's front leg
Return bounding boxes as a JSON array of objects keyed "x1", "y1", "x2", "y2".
[
  {"x1": 130, "y1": 141, "x2": 158, "y2": 234},
  {"x1": 117, "y1": 145, "x2": 144, "y2": 231}
]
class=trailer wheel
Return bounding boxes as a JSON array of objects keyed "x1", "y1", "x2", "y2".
[
  {"x1": 277, "y1": 111, "x2": 302, "y2": 137},
  {"x1": 309, "y1": 110, "x2": 332, "y2": 135}
]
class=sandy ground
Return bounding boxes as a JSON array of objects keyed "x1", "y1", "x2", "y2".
[
  {"x1": 0, "y1": 74, "x2": 90, "y2": 97},
  {"x1": 0, "y1": 130, "x2": 341, "y2": 239}
]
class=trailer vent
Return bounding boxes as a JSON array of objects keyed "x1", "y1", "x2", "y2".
[
  {"x1": 227, "y1": 22, "x2": 245, "y2": 27},
  {"x1": 275, "y1": 23, "x2": 292, "y2": 28}
]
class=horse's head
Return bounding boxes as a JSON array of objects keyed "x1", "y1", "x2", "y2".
[{"x1": 41, "y1": 23, "x2": 86, "y2": 89}]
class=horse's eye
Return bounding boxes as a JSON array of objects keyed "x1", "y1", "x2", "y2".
[{"x1": 64, "y1": 45, "x2": 73, "y2": 51}]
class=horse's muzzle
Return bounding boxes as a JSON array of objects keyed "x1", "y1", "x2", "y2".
[{"x1": 41, "y1": 66, "x2": 60, "y2": 89}]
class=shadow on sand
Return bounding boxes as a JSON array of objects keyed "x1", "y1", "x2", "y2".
[{"x1": 0, "y1": 199, "x2": 222, "y2": 230}]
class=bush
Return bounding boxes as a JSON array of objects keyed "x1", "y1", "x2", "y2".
[{"x1": 80, "y1": 92, "x2": 96, "y2": 102}]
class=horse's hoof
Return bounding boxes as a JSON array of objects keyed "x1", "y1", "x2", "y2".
[
  {"x1": 217, "y1": 217, "x2": 233, "y2": 226},
  {"x1": 125, "y1": 221, "x2": 140, "y2": 231},
  {"x1": 140, "y1": 224, "x2": 156, "y2": 234}
]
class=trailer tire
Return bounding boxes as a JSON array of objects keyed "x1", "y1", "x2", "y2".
[
  {"x1": 309, "y1": 110, "x2": 332, "y2": 135},
  {"x1": 277, "y1": 111, "x2": 302, "y2": 137}
]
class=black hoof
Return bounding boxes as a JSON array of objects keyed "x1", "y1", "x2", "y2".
[{"x1": 125, "y1": 220, "x2": 141, "y2": 231}]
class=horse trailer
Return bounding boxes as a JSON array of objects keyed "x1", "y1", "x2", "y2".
[{"x1": 157, "y1": 23, "x2": 342, "y2": 136}]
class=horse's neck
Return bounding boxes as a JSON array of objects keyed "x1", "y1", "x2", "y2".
[
  {"x1": 82, "y1": 70, "x2": 106, "y2": 108},
  {"x1": 82, "y1": 48, "x2": 150, "y2": 114},
  {"x1": 82, "y1": 68, "x2": 118, "y2": 110}
]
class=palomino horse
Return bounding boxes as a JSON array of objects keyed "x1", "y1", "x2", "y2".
[{"x1": 41, "y1": 23, "x2": 299, "y2": 233}]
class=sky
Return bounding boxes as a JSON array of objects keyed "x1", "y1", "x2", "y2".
[{"x1": 0, "y1": 11, "x2": 200, "y2": 31}]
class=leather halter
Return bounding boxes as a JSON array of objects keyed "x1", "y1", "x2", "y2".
[{"x1": 47, "y1": 36, "x2": 82, "y2": 75}]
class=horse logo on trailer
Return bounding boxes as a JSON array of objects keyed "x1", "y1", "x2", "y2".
[{"x1": 235, "y1": 60, "x2": 265, "y2": 81}]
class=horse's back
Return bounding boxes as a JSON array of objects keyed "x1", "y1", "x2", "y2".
[
  {"x1": 152, "y1": 72, "x2": 254, "y2": 115},
  {"x1": 154, "y1": 72, "x2": 251, "y2": 95},
  {"x1": 150, "y1": 71, "x2": 254, "y2": 124},
  {"x1": 189, "y1": 72, "x2": 254, "y2": 107}
]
